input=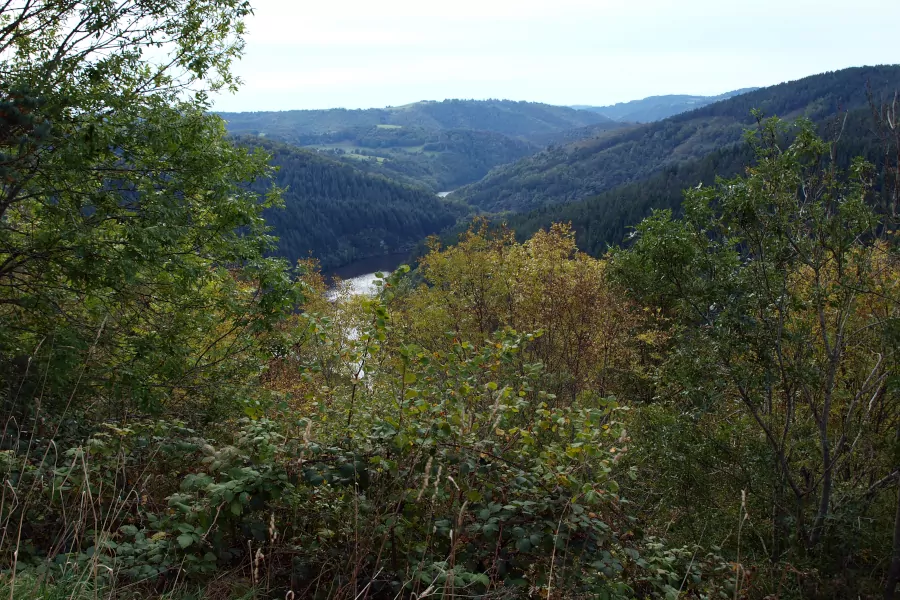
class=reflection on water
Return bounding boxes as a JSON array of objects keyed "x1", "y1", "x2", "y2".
[
  {"x1": 323, "y1": 255, "x2": 412, "y2": 378},
  {"x1": 328, "y1": 272, "x2": 387, "y2": 298},
  {"x1": 324, "y1": 253, "x2": 408, "y2": 299}
]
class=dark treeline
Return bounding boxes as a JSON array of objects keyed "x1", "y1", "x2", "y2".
[
  {"x1": 244, "y1": 138, "x2": 460, "y2": 268},
  {"x1": 454, "y1": 66, "x2": 900, "y2": 212},
  {"x1": 505, "y1": 106, "x2": 899, "y2": 255}
]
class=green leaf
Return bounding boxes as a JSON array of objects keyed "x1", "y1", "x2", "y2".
[{"x1": 177, "y1": 534, "x2": 194, "y2": 549}]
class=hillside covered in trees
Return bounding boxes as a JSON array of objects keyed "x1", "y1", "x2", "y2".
[
  {"x1": 501, "y1": 105, "x2": 897, "y2": 254},
  {"x1": 220, "y1": 101, "x2": 615, "y2": 193},
  {"x1": 453, "y1": 66, "x2": 900, "y2": 212},
  {"x1": 282, "y1": 126, "x2": 540, "y2": 192},
  {"x1": 243, "y1": 139, "x2": 460, "y2": 268}
]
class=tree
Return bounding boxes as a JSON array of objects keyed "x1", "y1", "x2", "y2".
[
  {"x1": 869, "y1": 85, "x2": 900, "y2": 600},
  {"x1": 610, "y1": 118, "x2": 900, "y2": 583},
  {"x1": 0, "y1": 1, "x2": 299, "y2": 418},
  {"x1": 398, "y1": 221, "x2": 648, "y2": 404}
]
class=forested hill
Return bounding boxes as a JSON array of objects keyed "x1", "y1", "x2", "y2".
[
  {"x1": 219, "y1": 99, "x2": 611, "y2": 141},
  {"x1": 220, "y1": 100, "x2": 607, "y2": 193},
  {"x1": 454, "y1": 65, "x2": 900, "y2": 213},
  {"x1": 501, "y1": 105, "x2": 894, "y2": 257},
  {"x1": 263, "y1": 126, "x2": 539, "y2": 192},
  {"x1": 244, "y1": 139, "x2": 459, "y2": 269},
  {"x1": 524, "y1": 120, "x2": 633, "y2": 147},
  {"x1": 572, "y1": 88, "x2": 759, "y2": 122}
]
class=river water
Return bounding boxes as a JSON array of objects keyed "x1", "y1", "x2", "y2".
[
  {"x1": 324, "y1": 255, "x2": 411, "y2": 376},
  {"x1": 323, "y1": 253, "x2": 409, "y2": 298}
]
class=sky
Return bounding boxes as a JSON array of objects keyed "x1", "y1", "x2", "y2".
[{"x1": 211, "y1": 0, "x2": 900, "y2": 112}]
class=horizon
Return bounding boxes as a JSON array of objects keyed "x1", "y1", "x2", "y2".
[
  {"x1": 210, "y1": 0, "x2": 898, "y2": 113},
  {"x1": 215, "y1": 85, "x2": 763, "y2": 113}
]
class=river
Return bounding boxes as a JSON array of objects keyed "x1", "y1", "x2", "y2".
[{"x1": 323, "y1": 253, "x2": 409, "y2": 298}]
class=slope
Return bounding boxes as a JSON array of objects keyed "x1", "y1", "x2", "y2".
[
  {"x1": 291, "y1": 126, "x2": 539, "y2": 191},
  {"x1": 525, "y1": 120, "x2": 634, "y2": 147},
  {"x1": 220, "y1": 100, "x2": 608, "y2": 192},
  {"x1": 244, "y1": 139, "x2": 460, "y2": 269},
  {"x1": 503, "y1": 106, "x2": 894, "y2": 257},
  {"x1": 455, "y1": 65, "x2": 900, "y2": 213}
]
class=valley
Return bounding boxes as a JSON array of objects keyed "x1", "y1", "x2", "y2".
[{"x1": 221, "y1": 65, "x2": 900, "y2": 271}]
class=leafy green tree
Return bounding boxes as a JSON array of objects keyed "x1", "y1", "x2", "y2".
[
  {"x1": 0, "y1": 0, "x2": 299, "y2": 418},
  {"x1": 610, "y1": 118, "x2": 900, "y2": 591}
]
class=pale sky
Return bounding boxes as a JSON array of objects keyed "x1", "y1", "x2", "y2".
[{"x1": 211, "y1": 0, "x2": 900, "y2": 112}]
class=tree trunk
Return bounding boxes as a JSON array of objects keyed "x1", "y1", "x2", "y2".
[
  {"x1": 885, "y1": 427, "x2": 900, "y2": 599},
  {"x1": 810, "y1": 441, "x2": 832, "y2": 547}
]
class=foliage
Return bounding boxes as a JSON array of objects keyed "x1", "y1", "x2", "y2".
[
  {"x1": 0, "y1": 0, "x2": 302, "y2": 418},
  {"x1": 0, "y1": 572, "x2": 101, "y2": 600},
  {"x1": 609, "y1": 118, "x2": 900, "y2": 596},
  {"x1": 240, "y1": 138, "x2": 460, "y2": 269},
  {"x1": 397, "y1": 222, "x2": 653, "y2": 403},
  {"x1": 2, "y1": 3, "x2": 899, "y2": 598},
  {"x1": 1, "y1": 277, "x2": 731, "y2": 599}
]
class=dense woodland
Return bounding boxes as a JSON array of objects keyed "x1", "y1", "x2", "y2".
[
  {"x1": 1, "y1": 2, "x2": 900, "y2": 600},
  {"x1": 240, "y1": 138, "x2": 461, "y2": 268},
  {"x1": 302, "y1": 127, "x2": 539, "y2": 192},
  {"x1": 502, "y1": 106, "x2": 899, "y2": 254},
  {"x1": 453, "y1": 66, "x2": 900, "y2": 212}
]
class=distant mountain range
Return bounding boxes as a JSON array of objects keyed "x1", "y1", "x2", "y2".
[
  {"x1": 571, "y1": 88, "x2": 760, "y2": 123},
  {"x1": 220, "y1": 99, "x2": 612, "y2": 141},
  {"x1": 218, "y1": 66, "x2": 900, "y2": 270}
]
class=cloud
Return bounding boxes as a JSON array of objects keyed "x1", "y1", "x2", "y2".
[{"x1": 212, "y1": 0, "x2": 900, "y2": 111}]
